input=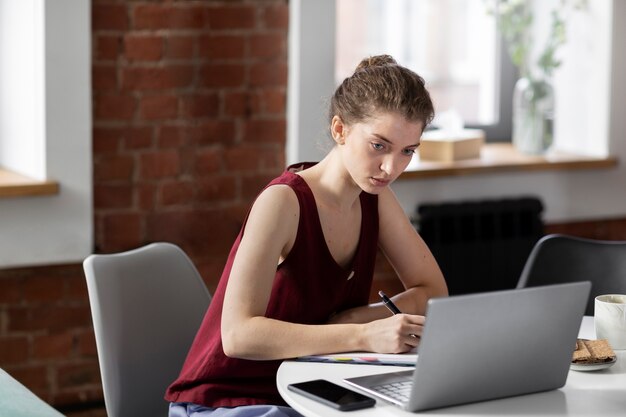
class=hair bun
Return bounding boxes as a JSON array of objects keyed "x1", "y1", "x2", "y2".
[{"x1": 355, "y1": 54, "x2": 397, "y2": 71}]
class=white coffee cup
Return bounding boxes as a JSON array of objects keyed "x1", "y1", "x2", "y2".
[{"x1": 595, "y1": 294, "x2": 626, "y2": 350}]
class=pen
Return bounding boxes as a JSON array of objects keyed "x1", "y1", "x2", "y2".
[
  {"x1": 379, "y1": 290, "x2": 420, "y2": 339},
  {"x1": 378, "y1": 290, "x2": 402, "y2": 315}
]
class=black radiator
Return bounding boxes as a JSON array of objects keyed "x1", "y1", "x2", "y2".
[{"x1": 416, "y1": 197, "x2": 544, "y2": 295}]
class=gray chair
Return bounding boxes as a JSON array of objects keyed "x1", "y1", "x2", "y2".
[
  {"x1": 517, "y1": 234, "x2": 626, "y2": 315},
  {"x1": 83, "y1": 242, "x2": 211, "y2": 417}
]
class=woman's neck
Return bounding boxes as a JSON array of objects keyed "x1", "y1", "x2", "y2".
[{"x1": 299, "y1": 149, "x2": 361, "y2": 213}]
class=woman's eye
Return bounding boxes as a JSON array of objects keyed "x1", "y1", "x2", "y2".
[
  {"x1": 402, "y1": 148, "x2": 416, "y2": 156},
  {"x1": 371, "y1": 143, "x2": 384, "y2": 151}
]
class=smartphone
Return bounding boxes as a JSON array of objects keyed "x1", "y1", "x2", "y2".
[{"x1": 287, "y1": 379, "x2": 376, "y2": 411}]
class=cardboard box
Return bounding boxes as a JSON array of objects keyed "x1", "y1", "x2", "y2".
[{"x1": 419, "y1": 129, "x2": 485, "y2": 162}]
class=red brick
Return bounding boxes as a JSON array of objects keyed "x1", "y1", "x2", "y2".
[
  {"x1": 193, "y1": 149, "x2": 222, "y2": 175},
  {"x1": 243, "y1": 119, "x2": 286, "y2": 143},
  {"x1": 223, "y1": 91, "x2": 258, "y2": 117},
  {"x1": 139, "y1": 95, "x2": 178, "y2": 120},
  {"x1": 139, "y1": 151, "x2": 181, "y2": 179},
  {"x1": 94, "y1": 155, "x2": 135, "y2": 182},
  {"x1": 158, "y1": 126, "x2": 186, "y2": 148},
  {"x1": 146, "y1": 210, "x2": 240, "y2": 247},
  {"x1": 94, "y1": 184, "x2": 133, "y2": 209},
  {"x1": 207, "y1": 6, "x2": 256, "y2": 30},
  {"x1": 250, "y1": 62, "x2": 287, "y2": 87},
  {"x1": 123, "y1": 127, "x2": 154, "y2": 150},
  {"x1": 124, "y1": 34, "x2": 163, "y2": 61},
  {"x1": 159, "y1": 181, "x2": 194, "y2": 206},
  {"x1": 225, "y1": 144, "x2": 283, "y2": 172},
  {"x1": 7, "y1": 306, "x2": 91, "y2": 332},
  {"x1": 224, "y1": 145, "x2": 258, "y2": 172},
  {"x1": 22, "y1": 276, "x2": 64, "y2": 303},
  {"x1": 242, "y1": 174, "x2": 279, "y2": 199},
  {"x1": 4, "y1": 365, "x2": 49, "y2": 393},
  {"x1": 132, "y1": 4, "x2": 168, "y2": 29},
  {"x1": 259, "y1": 88, "x2": 286, "y2": 115},
  {"x1": 92, "y1": 65, "x2": 117, "y2": 91},
  {"x1": 65, "y1": 275, "x2": 88, "y2": 303},
  {"x1": 196, "y1": 177, "x2": 237, "y2": 203},
  {"x1": 93, "y1": 4, "x2": 128, "y2": 31},
  {"x1": 0, "y1": 277, "x2": 21, "y2": 304},
  {"x1": 249, "y1": 33, "x2": 285, "y2": 59},
  {"x1": 198, "y1": 35, "x2": 246, "y2": 60},
  {"x1": 94, "y1": 35, "x2": 121, "y2": 61},
  {"x1": 178, "y1": 148, "x2": 197, "y2": 177},
  {"x1": 262, "y1": 4, "x2": 289, "y2": 29},
  {"x1": 57, "y1": 362, "x2": 102, "y2": 389},
  {"x1": 101, "y1": 213, "x2": 143, "y2": 251},
  {"x1": 94, "y1": 94, "x2": 136, "y2": 120},
  {"x1": 33, "y1": 332, "x2": 74, "y2": 360},
  {"x1": 133, "y1": 4, "x2": 205, "y2": 30},
  {"x1": 51, "y1": 386, "x2": 104, "y2": 410},
  {"x1": 0, "y1": 336, "x2": 29, "y2": 365},
  {"x1": 93, "y1": 127, "x2": 122, "y2": 154},
  {"x1": 78, "y1": 331, "x2": 98, "y2": 357},
  {"x1": 122, "y1": 66, "x2": 194, "y2": 91},
  {"x1": 187, "y1": 121, "x2": 237, "y2": 146},
  {"x1": 137, "y1": 183, "x2": 157, "y2": 211},
  {"x1": 166, "y1": 35, "x2": 195, "y2": 59},
  {"x1": 199, "y1": 64, "x2": 246, "y2": 88},
  {"x1": 180, "y1": 94, "x2": 219, "y2": 119}
]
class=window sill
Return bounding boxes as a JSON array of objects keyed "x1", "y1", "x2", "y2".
[
  {"x1": 0, "y1": 168, "x2": 60, "y2": 198},
  {"x1": 400, "y1": 143, "x2": 618, "y2": 180}
]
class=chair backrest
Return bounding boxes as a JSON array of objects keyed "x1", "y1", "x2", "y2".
[
  {"x1": 83, "y1": 242, "x2": 211, "y2": 417},
  {"x1": 517, "y1": 234, "x2": 626, "y2": 315}
]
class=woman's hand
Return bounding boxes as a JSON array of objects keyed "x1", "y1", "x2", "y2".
[{"x1": 360, "y1": 314, "x2": 424, "y2": 353}]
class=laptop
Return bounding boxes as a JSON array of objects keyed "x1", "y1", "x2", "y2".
[{"x1": 344, "y1": 282, "x2": 591, "y2": 412}]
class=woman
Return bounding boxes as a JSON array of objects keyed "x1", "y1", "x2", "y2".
[{"x1": 166, "y1": 55, "x2": 448, "y2": 417}]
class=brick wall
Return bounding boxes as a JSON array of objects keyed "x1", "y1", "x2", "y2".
[
  {"x1": 1, "y1": 0, "x2": 626, "y2": 412},
  {"x1": 0, "y1": 0, "x2": 288, "y2": 411}
]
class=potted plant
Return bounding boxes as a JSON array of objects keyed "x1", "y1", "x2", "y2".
[{"x1": 487, "y1": 0, "x2": 587, "y2": 154}]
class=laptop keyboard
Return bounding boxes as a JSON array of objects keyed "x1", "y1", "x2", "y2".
[{"x1": 370, "y1": 380, "x2": 413, "y2": 403}]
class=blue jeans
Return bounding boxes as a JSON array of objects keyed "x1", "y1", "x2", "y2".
[{"x1": 169, "y1": 402, "x2": 304, "y2": 417}]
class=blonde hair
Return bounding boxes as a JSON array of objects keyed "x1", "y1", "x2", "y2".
[{"x1": 329, "y1": 55, "x2": 434, "y2": 129}]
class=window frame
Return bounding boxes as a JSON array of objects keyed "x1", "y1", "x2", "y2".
[{"x1": 288, "y1": 0, "x2": 517, "y2": 166}]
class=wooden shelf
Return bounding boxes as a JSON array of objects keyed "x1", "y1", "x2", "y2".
[
  {"x1": 400, "y1": 143, "x2": 618, "y2": 180},
  {"x1": 0, "y1": 168, "x2": 60, "y2": 198}
]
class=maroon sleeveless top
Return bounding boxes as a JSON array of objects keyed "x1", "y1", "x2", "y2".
[{"x1": 165, "y1": 164, "x2": 379, "y2": 407}]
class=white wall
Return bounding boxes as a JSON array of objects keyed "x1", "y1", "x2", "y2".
[
  {"x1": 289, "y1": 0, "x2": 626, "y2": 223},
  {"x1": 287, "y1": 0, "x2": 337, "y2": 164},
  {"x1": 0, "y1": 0, "x2": 92, "y2": 268}
]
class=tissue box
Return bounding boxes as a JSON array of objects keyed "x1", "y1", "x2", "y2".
[{"x1": 419, "y1": 129, "x2": 485, "y2": 162}]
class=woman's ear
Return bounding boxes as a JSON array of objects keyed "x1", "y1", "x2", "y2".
[{"x1": 330, "y1": 115, "x2": 346, "y2": 145}]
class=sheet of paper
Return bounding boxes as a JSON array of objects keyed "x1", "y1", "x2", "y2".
[{"x1": 296, "y1": 350, "x2": 417, "y2": 366}]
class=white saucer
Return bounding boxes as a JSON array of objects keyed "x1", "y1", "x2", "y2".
[{"x1": 570, "y1": 357, "x2": 617, "y2": 372}]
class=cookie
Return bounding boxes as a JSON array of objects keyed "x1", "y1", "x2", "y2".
[{"x1": 572, "y1": 339, "x2": 616, "y2": 363}]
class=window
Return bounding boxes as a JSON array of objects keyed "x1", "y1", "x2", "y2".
[
  {"x1": 335, "y1": 0, "x2": 516, "y2": 140},
  {"x1": 288, "y1": 0, "x2": 517, "y2": 165},
  {"x1": 0, "y1": 0, "x2": 92, "y2": 268}
]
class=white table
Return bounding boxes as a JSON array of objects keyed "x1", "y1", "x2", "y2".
[
  {"x1": 277, "y1": 317, "x2": 626, "y2": 416},
  {"x1": 0, "y1": 368, "x2": 64, "y2": 417}
]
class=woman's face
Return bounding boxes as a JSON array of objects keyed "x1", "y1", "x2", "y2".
[{"x1": 333, "y1": 111, "x2": 423, "y2": 194}]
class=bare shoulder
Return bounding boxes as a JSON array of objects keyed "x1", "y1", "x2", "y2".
[
  {"x1": 377, "y1": 186, "x2": 404, "y2": 216},
  {"x1": 245, "y1": 184, "x2": 300, "y2": 240},
  {"x1": 251, "y1": 184, "x2": 299, "y2": 216}
]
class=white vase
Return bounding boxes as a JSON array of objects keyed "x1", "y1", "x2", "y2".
[{"x1": 512, "y1": 77, "x2": 554, "y2": 155}]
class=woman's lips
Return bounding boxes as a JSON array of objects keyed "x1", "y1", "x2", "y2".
[{"x1": 370, "y1": 177, "x2": 390, "y2": 187}]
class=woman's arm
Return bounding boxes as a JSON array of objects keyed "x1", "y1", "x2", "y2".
[
  {"x1": 220, "y1": 185, "x2": 423, "y2": 360},
  {"x1": 329, "y1": 187, "x2": 448, "y2": 324}
]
